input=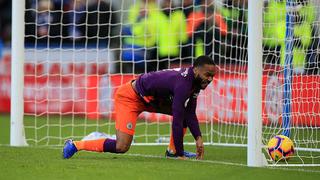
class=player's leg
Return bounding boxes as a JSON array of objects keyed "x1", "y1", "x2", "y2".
[
  {"x1": 63, "y1": 109, "x2": 138, "y2": 158},
  {"x1": 145, "y1": 99, "x2": 196, "y2": 158},
  {"x1": 63, "y1": 132, "x2": 133, "y2": 159},
  {"x1": 114, "y1": 130, "x2": 133, "y2": 153},
  {"x1": 142, "y1": 99, "x2": 196, "y2": 158},
  {"x1": 72, "y1": 138, "x2": 117, "y2": 153},
  {"x1": 63, "y1": 80, "x2": 144, "y2": 159},
  {"x1": 167, "y1": 127, "x2": 187, "y2": 153},
  {"x1": 72, "y1": 103, "x2": 138, "y2": 154},
  {"x1": 63, "y1": 118, "x2": 137, "y2": 159},
  {"x1": 112, "y1": 80, "x2": 142, "y2": 153}
]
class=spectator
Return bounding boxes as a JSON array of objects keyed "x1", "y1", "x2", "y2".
[
  {"x1": 220, "y1": 0, "x2": 248, "y2": 64},
  {"x1": 182, "y1": 0, "x2": 195, "y2": 18},
  {"x1": 156, "y1": 0, "x2": 188, "y2": 68},
  {"x1": 25, "y1": 0, "x2": 63, "y2": 46},
  {"x1": 296, "y1": 0, "x2": 317, "y2": 73},
  {"x1": 180, "y1": 0, "x2": 196, "y2": 64},
  {"x1": 0, "y1": 0, "x2": 10, "y2": 59},
  {"x1": 307, "y1": 0, "x2": 320, "y2": 74},
  {"x1": 263, "y1": 0, "x2": 285, "y2": 67},
  {"x1": 59, "y1": 0, "x2": 118, "y2": 47},
  {"x1": 183, "y1": 0, "x2": 228, "y2": 63},
  {"x1": 263, "y1": 0, "x2": 316, "y2": 73},
  {"x1": 87, "y1": 0, "x2": 117, "y2": 46},
  {"x1": 121, "y1": 0, "x2": 159, "y2": 73},
  {"x1": 0, "y1": 0, "x2": 11, "y2": 44},
  {"x1": 62, "y1": 0, "x2": 87, "y2": 46}
]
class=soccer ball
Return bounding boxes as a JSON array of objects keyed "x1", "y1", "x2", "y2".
[{"x1": 267, "y1": 135, "x2": 295, "y2": 161}]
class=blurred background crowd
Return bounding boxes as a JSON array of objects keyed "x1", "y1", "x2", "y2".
[{"x1": 0, "y1": 0, "x2": 320, "y2": 74}]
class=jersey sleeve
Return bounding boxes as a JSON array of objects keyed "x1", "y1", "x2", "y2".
[
  {"x1": 171, "y1": 82, "x2": 190, "y2": 156},
  {"x1": 185, "y1": 96, "x2": 202, "y2": 140}
]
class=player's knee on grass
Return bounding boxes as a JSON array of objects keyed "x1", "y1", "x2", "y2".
[
  {"x1": 115, "y1": 130, "x2": 133, "y2": 153},
  {"x1": 116, "y1": 142, "x2": 131, "y2": 153}
]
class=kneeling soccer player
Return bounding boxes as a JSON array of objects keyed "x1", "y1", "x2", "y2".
[{"x1": 63, "y1": 55, "x2": 218, "y2": 160}]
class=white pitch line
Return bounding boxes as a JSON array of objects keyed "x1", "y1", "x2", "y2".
[
  {"x1": 267, "y1": 166, "x2": 320, "y2": 174},
  {"x1": 123, "y1": 153, "x2": 320, "y2": 174},
  {"x1": 17, "y1": 146, "x2": 320, "y2": 173},
  {"x1": 125, "y1": 153, "x2": 245, "y2": 167}
]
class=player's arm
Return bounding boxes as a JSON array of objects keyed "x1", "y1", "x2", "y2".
[
  {"x1": 185, "y1": 97, "x2": 201, "y2": 140},
  {"x1": 171, "y1": 84, "x2": 189, "y2": 157},
  {"x1": 185, "y1": 97, "x2": 204, "y2": 160}
]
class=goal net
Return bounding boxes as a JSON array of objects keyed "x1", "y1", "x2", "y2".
[
  {"x1": 261, "y1": 0, "x2": 320, "y2": 166},
  {"x1": 5, "y1": 0, "x2": 320, "y2": 166}
]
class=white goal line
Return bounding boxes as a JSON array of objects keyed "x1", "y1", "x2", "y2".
[
  {"x1": 132, "y1": 143, "x2": 320, "y2": 153},
  {"x1": 123, "y1": 153, "x2": 320, "y2": 173}
]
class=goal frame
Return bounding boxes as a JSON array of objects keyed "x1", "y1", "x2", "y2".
[
  {"x1": 10, "y1": 0, "x2": 319, "y2": 167},
  {"x1": 10, "y1": 0, "x2": 28, "y2": 146},
  {"x1": 10, "y1": 0, "x2": 265, "y2": 167}
]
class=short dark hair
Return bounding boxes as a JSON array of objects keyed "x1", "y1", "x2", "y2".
[{"x1": 193, "y1": 55, "x2": 215, "y2": 67}]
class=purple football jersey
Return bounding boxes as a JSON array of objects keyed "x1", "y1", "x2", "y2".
[{"x1": 135, "y1": 67, "x2": 202, "y2": 156}]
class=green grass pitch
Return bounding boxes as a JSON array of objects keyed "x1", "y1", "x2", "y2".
[{"x1": 1, "y1": 113, "x2": 320, "y2": 180}]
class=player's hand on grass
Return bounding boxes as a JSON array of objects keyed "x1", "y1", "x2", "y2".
[{"x1": 196, "y1": 136, "x2": 204, "y2": 160}]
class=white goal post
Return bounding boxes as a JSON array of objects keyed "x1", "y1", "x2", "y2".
[
  {"x1": 247, "y1": 0, "x2": 264, "y2": 167},
  {"x1": 10, "y1": 0, "x2": 28, "y2": 146}
]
